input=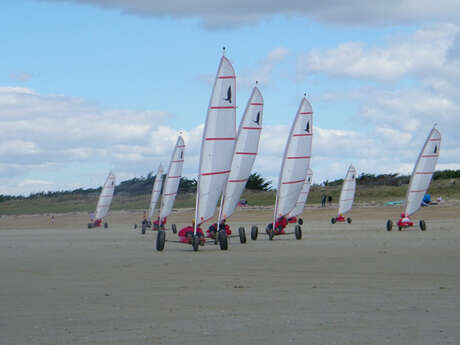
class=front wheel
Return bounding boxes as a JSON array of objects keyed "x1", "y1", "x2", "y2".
[
  {"x1": 251, "y1": 225, "x2": 258, "y2": 240},
  {"x1": 386, "y1": 220, "x2": 393, "y2": 231},
  {"x1": 298, "y1": 218, "x2": 303, "y2": 225},
  {"x1": 268, "y1": 229, "x2": 274, "y2": 241},
  {"x1": 156, "y1": 230, "x2": 166, "y2": 251},
  {"x1": 88, "y1": 223, "x2": 92, "y2": 229},
  {"x1": 192, "y1": 235, "x2": 200, "y2": 252},
  {"x1": 218, "y1": 230, "x2": 228, "y2": 250},
  {"x1": 419, "y1": 220, "x2": 426, "y2": 231},
  {"x1": 141, "y1": 224, "x2": 146, "y2": 235},
  {"x1": 134, "y1": 224, "x2": 137, "y2": 229},
  {"x1": 331, "y1": 217, "x2": 336, "y2": 224},
  {"x1": 171, "y1": 224, "x2": 177, "y2": 234},
  {"x1": 294, "y1": 225, "x2": 302, "y2": 240},
  {"x1": 238, "y1": 227, "x2": 246, "y2": 244},
  {"x1": 347, "y1": 217, "x2": 352, "y2": 224},
  {"x1": 104, "y1": 222, "x2": 108, "y2": 228}
]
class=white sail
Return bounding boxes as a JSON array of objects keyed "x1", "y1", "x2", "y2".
[
  {"x1": 287, "y1": 168, "x2": 313, "y2": 218},
  {"x1": 159, "y1": 136, "x2": 185, "y2": 222},
  {"x1": 405, "y1": 127, "x2": 441, "y2": 216},
  {"x1": 338, "y1": 165, "x2": 356, "y2": 215},
  {"x1": 219, "y1": 87, "x2": 263, "y2": 222},
  {"x1": 148, "y1": 165, "x2": 163, "y2": 220},
  {"x1": 274, "y1": 97, "x2": 313, "y2": 221},
  {"x1": 95, "y1": 171, "x2": 116, "y2": 220},
  {"x1": 195, "y1": 56, "x2": 237, "y2": 228}
]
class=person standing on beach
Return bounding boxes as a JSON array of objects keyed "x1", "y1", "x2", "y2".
[{"x1": 321, "y1": 194, "x2": 326, "y2": 207}]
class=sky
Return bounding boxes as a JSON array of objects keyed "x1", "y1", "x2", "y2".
[{"x1": 1, "y1": 0, "x2": 460, "y2": 195}]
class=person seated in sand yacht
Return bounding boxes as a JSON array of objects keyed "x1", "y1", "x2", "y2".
[
  {"x1": 178, "y1": 221, "x2": 204, "y2": 244},
  {"x1": 206, "y1": 219, "x2": 232, "y2": 239}
]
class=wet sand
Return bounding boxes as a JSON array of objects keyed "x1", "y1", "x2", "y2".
[{"x1": 1, "y1": 204, "x2": 460, "y2": 344}]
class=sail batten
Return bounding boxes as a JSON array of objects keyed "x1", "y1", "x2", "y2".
[{"x1": 148, "y1": 165, "x2": 163, "y2": 220}]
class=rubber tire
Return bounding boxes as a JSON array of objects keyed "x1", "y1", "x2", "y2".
[
  {"x1": 419, "y1": 220, "x2": 426, "y2": 231},
  {"x1": 347, "y1": 217, "x2": 352, "y2": 224},
  {"x1": 331, "y1": 217, "x2": 336, "y2": 224},
  {"x1": 268, "y1": 229, "x2": 274, "y2": 241},
  {"x1": 294, "y1": 225, "x2": 302, "y2": 240},
  {"x1": 386, "y1": 220, "x2": 393, "y2": 231},
  {"x1": 104, "y1": 222, "x2": 108, "y2": 228},
  {"x1": 251, "y1": 225, "x2": 258, "y2": 240},
  {"x1": 218, "y1": 230, "x2": 228, "y2": 250},
  {"x1": 192, "y1": 235, "x2": 200, "y2": 252},
  {"x1": 398, "y1": 226, "x2": 402, "y2": 231},
  {"x1": 134, "y1": 224, "x2": 137, "y2": 229},
  {"x1": 141, "y1": 224, "x2": 146, "y2": 235},
  {"x1": 171, "y1": 224, "x2": 177, "y2": 234},
  {"x1": 156, "y1": 230, "x2": 165, "y2": 251},
  {"x1": 298, "y1": 218, "x2": 304, "y2": 225},
  {"x1": 238, "y1": 227, "x2": 246, "y2": 244},
  {"x1": 88, "y1": 223, "x2": 92, "y2": 229}
]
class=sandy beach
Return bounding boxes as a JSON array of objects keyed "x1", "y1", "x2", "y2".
[{"x1": 1, "y1": 204, "x2": 459, "y2": 344}]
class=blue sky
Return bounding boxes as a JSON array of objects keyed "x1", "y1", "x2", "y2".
[{"x1": 1, "y1": 0, "x2": 459, "y2": 195}]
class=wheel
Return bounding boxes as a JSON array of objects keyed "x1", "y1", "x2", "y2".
[
  {"x1": 238, "y1": 227, "x2": 246, "y2": 244},
  {"x1": 331, "y1": 217, "x2": 336, "y2": 224},
  {"x1": 104, "y1": 222, "x2": 108, "y2": 228},
  {"x1": 192, "y1": 235, "x2": 200, "y2": 252},
  {"x1": 156, "y1": 230, "x2": 165, "y2": 251},
  {"x1": 266, "y1": 223, "x2": 273, "y2": 234},
  {"x1": 294, "y1": 225, "x2": 302, "y2": 240},
  {"x1": 153, "y1": 223, "x2": 159, "y2": 231},
  {"x1": 251, "y1": 225, "x2": 258, "y2": 240},
  {"x1": 386, "y1": 219, "x2": 393, "y2": 231},
  {"x1": 218, "y1": 230, "x2": 228, "y2": 250},
  {"x1": 298, "y1": 218, "x2": 303, "y2": 225},
  {"x1": 268, "y1": 228, "x2": 274, "y2": 241},
  {"x1": 88, "y1": 223, "x2": 92, "y2": 229},
  {"x1": 419, "y1": 220, "x2": 426, "y2": 231},
  {"x1": 141, "y1": 224, "x2": 146, "y2": 235},
  {"x1": 134, "y1": 224, "x2": 137, "y2": 229},
  {"x1": 171, "y1": 224, "x2": 177, "y2": 234},
  {"x1": 398, "y1": 226, "x2": 402, "y2": 231},
  {"x1": 347, "y1": 217, "x2": 352, "y2": 224}
]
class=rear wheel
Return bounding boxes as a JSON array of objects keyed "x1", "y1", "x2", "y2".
[
  {"x1": 331, "y1": 217, "x2": 336, "y2": 224},
  {"x1": 268, "y1": 228, "x2": 274, "y2": 241},
  {"x1": 386, "y1": 220, "x2": 393, "y2": 231},
  {"x1": 141, "y1": 224, "x2": 146, "y2": 235},
  {"x1": 251, "y1": 225, "x2": 258, "y2": 240},
  {"x1": 218, "y1": 230, "x2": 228, "y2": 250},
  {"x1": 347, "y1": 217, "x2": 352, "y2": 224},
  {"x1": 238, "y1": 227, "x2": 246, "y2": 244},
  {"x1": 192, "y1": 235, "x2": 200, "y2": 252},
  {"x1": 171, "y1": 224, "x2": 177, "y2": 234},
  {"x1": 134, "y1": 224, "x2": 137, "y2": 229},
  {"x1": 156, "y1": 230, "x2": 165, "y2": 251},
  {"x1": 104, "y1": 222, "x2": 108, "y2": 228},
  {"x1": 398, "y1": 226, "x2": 402, "y2": 231},
  {"x1": 294, "y1": 225, "x2": 302, "y2": 240},
  {"x1": 298, "y1": 218, "x2": 304, "y2": 225},
  {"x1": 419, "y1": 220, "x2": 426, "y2": 231}
]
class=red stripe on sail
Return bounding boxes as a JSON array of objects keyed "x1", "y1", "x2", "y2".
[
  {"x1": 300, "y1": 112, "x2": 313, "y2": 115},
  {"x1": 168, "y1": 176, "x2": 181, "y2": 179},
  {"x1": 210, "y1": 106, "x2": 236, "y2": 109},
  {"x1": 415, "y1": 172, "x2": 433, "y2": 175},
  {"x1": 293, "y1": 133, "x2": 312, "y2": 137},
  {"x1": 218, "y1": 75, "x2": 235, "y2": 79},
  {"x1": 287, "y1": 156, "x2": 311, "y2": 159},
  {"x1": 250, "y1": 102, "x2": 264, "y2": 105},
  {"x1": 177, "y1": 145, "x2": 185, "y2": 148},
  {"x1": 205, "y1": 137, "x2": 236, "y2": 141},
  {"x1": 228, "y1": 178, "x2": 248, "y2": 183},
  {"x1": 410, "y1": 190, "x2": 425, "y2": 193},
  {"x1": 242, "y1": 126, "x2": 262, "y2": 130},
  {"x1": 202, "y1": 170, "x2": 231, "y2": 176},
  {"x1": 236, "y1": 152, "x2": 257, "y2": 155},
  {"x1": 282, "y1": 179, "x2": 305, "y2": 185}
]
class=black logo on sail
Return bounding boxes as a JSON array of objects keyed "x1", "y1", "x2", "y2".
[
  {"x1": 254, "y1": 111, "x2": 260, "y2": 125},
  {"x1": 305, "y1": 121, "x2": 310, "y2": 133},
  {"x1": 224, "y1": 86, "x2": 232, "y2": 103}
]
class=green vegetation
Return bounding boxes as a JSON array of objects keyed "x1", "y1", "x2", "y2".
[{"x1": 1, "y1": 171, "x2": 460, "y2": 215}]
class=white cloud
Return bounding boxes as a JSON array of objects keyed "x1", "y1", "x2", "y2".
[
  {"x1": 299, "y1": 24, "x2": 459, "y2": 81},
  {"x1": 45, "y1": 0, "x2": 460, "y2": 29}
]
